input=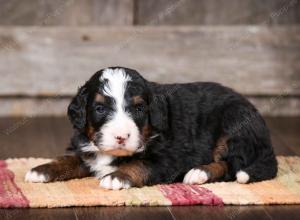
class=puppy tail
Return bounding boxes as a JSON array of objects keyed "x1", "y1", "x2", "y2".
[{"x1": 235, "y1": 153, "x2": 278, "y2": 184}]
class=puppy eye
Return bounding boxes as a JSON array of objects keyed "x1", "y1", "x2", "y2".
[
  {"x1": 95, "y1": 105, "x2": 107, "y2": 115},
  {"x1": 135, "y1": 105, "x2": 144, "y2": 113}
]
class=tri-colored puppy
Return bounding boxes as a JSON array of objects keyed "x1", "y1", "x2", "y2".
[{"x1": 25, "y1": 67, "x2": 277, "y2": 190}]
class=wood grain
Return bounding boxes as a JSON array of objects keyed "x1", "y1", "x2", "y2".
[
  {"x1": 264, "y1": 205, "x2": 300, "y2": 220},
  {"x1": 0, "y1": 26, "x2": 299, "y2": 97},
  {"x1": 0, "y1": 0, "x2": 134, "y2": 26},
  {"x1": 0, "y1": 208, "x2": 76, "y2": 220},
  {"x1": 169, "y1": 206, "x2": 271, "y2": 220},
  {"x1": 1, "y1": 0, "x2": 300, "y2": 26},
  {"x1": 0, "y1": 117, "x2": 71, "y2": 159},
  {"x1": 247, "y1": 97, "x2": 300, "y2": 116},
  {"x1": 135, "y1": 0, "x2": 300, "y2": 25},
  {"x1": 74, "y1": 207, "x2": 173, "y2": 220},
  {"x1": 266, "y1": 117, "x2": 300, "y2": 155}
]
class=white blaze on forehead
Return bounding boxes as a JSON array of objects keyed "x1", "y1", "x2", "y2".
[
  {"x1": 100, "y1": 68, "x2": 132, "y2": 110},
  {"x1": 98, "y1": 68, "x2": 140, "y2": 152}
]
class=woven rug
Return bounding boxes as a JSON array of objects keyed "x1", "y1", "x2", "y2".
[{"x1": 0, "y1": 156, "x2": 300, "y2": 208}]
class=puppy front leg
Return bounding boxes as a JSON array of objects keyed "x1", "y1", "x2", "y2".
[
  {"x1": 100, "y1": 161, "x2": 150, "y2": 190},
  {"x1": 183, "y1": 161, "x2": 228, "y2": 184},
  {"x1": 25, "y1": 155, "x2": 91, "y2": 183}
]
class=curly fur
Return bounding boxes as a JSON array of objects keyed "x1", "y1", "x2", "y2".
[{"x1": 26, "y1": 67, "x2": 278, "y2": 188}]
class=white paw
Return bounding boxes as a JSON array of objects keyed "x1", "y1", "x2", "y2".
[
  {"x1": 25, "y1": 170, "x2": 48, "y2": 183},
  {"x1": 99, "y1": 175, "x2": 131, "y2": 190},
  {"x1": 183, "y1": 168, "x2": 209, "y2": 184},
  {"x1": 236, "y1": 170, "x2": 249, "y2": 184}
]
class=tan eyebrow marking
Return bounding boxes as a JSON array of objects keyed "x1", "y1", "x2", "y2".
[
  {"x1": 132, "y1": 96, "x2": 144, "y2": 105},
  {"x1": 95, "y1": 93, "x2": 105, "y2": 103}
]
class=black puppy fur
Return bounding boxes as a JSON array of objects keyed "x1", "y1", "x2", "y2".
[{"x1": 26, "y1": 67, "x2": 277, "y2": 187}]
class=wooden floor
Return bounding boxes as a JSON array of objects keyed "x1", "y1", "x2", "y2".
[{"x1": 0, "y1": 116, "x2": 299, "y2": 220}]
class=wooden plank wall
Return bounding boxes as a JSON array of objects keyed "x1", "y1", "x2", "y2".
[
  {"x1": 0, "y1": 0, "x2": 134, "y2": 25},
  {"x1": 135, "y1": 0, "x2": 300, "y2": 25},
  {"x1": 0, "y1": 0, "x2": 299, "y2": 26},
  {"x1": 0, "y1": 0, "x2": 299, "y2": 116},
  {"x1": 1, "y1": 26, "x2": 299, "y2": 96}
]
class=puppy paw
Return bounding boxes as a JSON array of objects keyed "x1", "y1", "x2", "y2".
[
  {"x1": 236, "y1": 170, "x2": 250, "y2": 184},
  {"x1": 24, "y1": 163, "x2": 56, "y2": 183},
  {"x1": 100, "y1": 172, "x2": 132, "y2": 190},
  {"x1": 183, "y1": 168, "x2": 209, "y2": 185},
  {"x1": 25, "y1": 170, "x2": 49, "y2": 183}
]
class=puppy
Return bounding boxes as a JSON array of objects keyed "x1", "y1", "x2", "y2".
[{"x1": 25, "y1": 67, "x2": 277, "y2": 190}]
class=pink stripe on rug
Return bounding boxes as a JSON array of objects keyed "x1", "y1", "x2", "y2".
[
  {"x1": 159, "y1": 183, "x2": 223, "y2": 205},
  {"x1": 0, "y1": 160, "x2": 29, "y2": 208}
]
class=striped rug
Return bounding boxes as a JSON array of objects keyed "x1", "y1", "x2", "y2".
[{"x1": 0, "y1": 156, "x2": 300, "y2": 208}]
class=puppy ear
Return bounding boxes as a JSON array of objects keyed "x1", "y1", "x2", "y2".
[
  {"x1": 68, "y1": 84, "x2": 89, "y2": 131},
  {"x1": 149, "y1": 94, "x2": 169, "y2": 131}
]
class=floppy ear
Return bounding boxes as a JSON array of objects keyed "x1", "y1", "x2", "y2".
[
  {"x1": 67, "y1": 85, "x2": 89, "y2": 131},
  {"x1": 149, "y1": 94, "x2": 169, "y2": 131}
]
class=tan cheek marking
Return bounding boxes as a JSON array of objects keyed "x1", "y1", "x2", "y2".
[
  {"x1": 89, "y1": 94, "x2": 104, "y2": 140},
  {"x1": 118, "y1": 161, "x2": 150, "y2": 187},
  {"x1": 86, "y1": 125, "x2": 95, "y2": 140},
  {"x1": 142, "y1": 125, "x2": 152, "y2": 142}
]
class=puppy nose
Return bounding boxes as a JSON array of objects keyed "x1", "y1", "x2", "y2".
[{"x1": 115, "y1": 134, "x2": 130, "y2": 145}]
